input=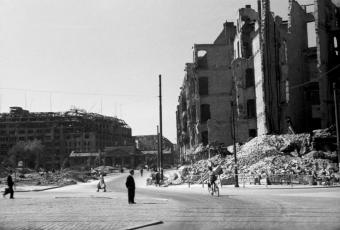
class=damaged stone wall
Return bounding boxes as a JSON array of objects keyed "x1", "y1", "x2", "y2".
[
  {"x1": 287, "y1": 0, "x2": 321, "y2": 133},
  {"x1": 232, "y1": 5, "x2": 258, "y2": 143},
  {"x1": 254, "y1": 0, "x2": 289, "y2": 135},
  {"x1": 315, "y1": 0, "x2": 340, "y2": 128},
  {"x1": 194, "y1": 22, "x2": 236, "y2": 147}
]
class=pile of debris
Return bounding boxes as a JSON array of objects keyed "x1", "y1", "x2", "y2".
[
  {"x1": 168, "y1": 128, "x2": 339, "y2": 186},
  {"x1": 0, "y1": 168, "x2": 100, "y2": 187}
]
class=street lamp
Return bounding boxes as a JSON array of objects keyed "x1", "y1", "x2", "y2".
[
  {"x1": 231, "y1": 101, "x2": 239, "y2": 187},
  {"x1": 333, "y1": 83, "x2": 340, "y2": 169}
]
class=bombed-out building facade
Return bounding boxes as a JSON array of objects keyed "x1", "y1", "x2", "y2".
[
  {"x1": 0, "y1": 107, "x2": 134, "y2": 168},
  {"x1": 177, "y1": 0, "x2": 340, "y2": 162}
]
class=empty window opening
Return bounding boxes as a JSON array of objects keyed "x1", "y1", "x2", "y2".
[
  {"x1": 245, "y1": 68, "x2": 255, "y2": 88},
  {"x1": 199, "y1": 77, "x2": 209, "y2": 96},
  {"x1": 247, "y1": 99, "x2": 256, "y2": 118},
  {"x1": 197, "y1": 50, "x2": 207, "y2": 58},
  {"x1": 200, "y1": 104, "x2": 211, "y2": 123},
  {"x1": 201, "y1": 131, "x2": 208, "y2": 146},
  {"x1": 309, "y1": 89, "x2": 320, "y2": 105},
  {"x1": 197, "y1": 50, "x2": 208, "y2": 68},
  {"x1": 334, "y1": 37, "x2": 339, "y2": 56},
  {"x1": 191, "y1": 105, "x2": 196, "y2": 121},
  {"x1": 248, "y1": 129, "x2": 257, "y2": 138},
  {"x1": 307, "y1": 22, "x2": 316, "y2": 48},
  {"x1": 285, "y1": 80, "x2": 290, "y2": 103}
]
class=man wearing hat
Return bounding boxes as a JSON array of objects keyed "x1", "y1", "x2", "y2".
[{"x1": 125, "y1": 170, "x2": 136, "y2": 204}]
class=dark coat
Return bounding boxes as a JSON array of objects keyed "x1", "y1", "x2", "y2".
[
  {"x1": 125, "y1": 175, "x2": 135, "y2": 189},
  {"x1": 7, "y1": 175, "x2": 14, "y2": 187}
]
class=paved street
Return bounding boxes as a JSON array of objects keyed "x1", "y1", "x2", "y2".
[{"x1": 1, "y1": 172, "x2": 340, "y2": 230}]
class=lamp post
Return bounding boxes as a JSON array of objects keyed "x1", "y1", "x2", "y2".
[
  {"x1": 333, "y1": 83, "x2": 340, "y2": 169},
  {"x1": 159, "y1": 74, "x2": 163, "y2": 180},
  {"x1": 231, "y1": 101, "x2": 239, "y2": 187}
]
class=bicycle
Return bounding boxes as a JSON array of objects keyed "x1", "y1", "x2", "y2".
[{"x1": 208, "y1": 181, "x2": 219, "y2": 197}]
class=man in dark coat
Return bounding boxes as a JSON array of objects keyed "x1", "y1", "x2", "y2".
[
  {"x1": 125, "y1": 170, "x2": 135, "y2": 204},
  {"x1": 3, "y1": 171, "x2": 14, "y2": 199}
]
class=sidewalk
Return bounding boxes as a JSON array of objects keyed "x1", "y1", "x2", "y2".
[
  {"x1": 134, "y1": 170, "x2": 340, "y2": 199},
  {"x1": 0, "y1": 173, "x2": 121, "y2": 193}
]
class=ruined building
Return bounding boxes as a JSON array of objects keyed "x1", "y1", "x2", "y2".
[
  {"x1": 0, "y1": 107, "x2": 133, "y2": 168},
  {"x1": 233, "y1": 0, "x2": 340, "y2": 137},
  {"x1": 177, "y1": 0, "x2": 340, "y2": 162},
  {"x1": 287, "y1": 0, "x2": 340, "y2": 132},
  {"x1": 176, "y1": 22, "x2": 236, "y2": 161},
  {"x1": 231, "y1": 5, "x2": 259, "y2": 142}
]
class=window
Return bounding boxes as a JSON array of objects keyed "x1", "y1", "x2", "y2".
[
  {"x1": 245, "y1": 68, "x2": 255, "y2": 88},
  {"x1": 200, "y1": 104, "x2": 211, "y2": 123},
  {"x1": 307, "y1": 22, "x2": 316, "y2": 48},
  {"x1": 191, "y1": 105, "x2": 196, "y2": 121},
  {"x1": 201, "y1": 131, "x2": 208, "y2": 146},
  {"x1": 247, "y1": 99, "x2": 256, "y2": 118},
  {"x1": 199, "y1": 77, "x2": 209, "y2": 96},
  {"x1": 285, "y1": 80, "x2": 290, "y2": 103},
  {"x1": 197, "y1": 50, "x2": 208, "y2": 68},
  {"x1": 309, "y1": 89, "x2": 320, "y2": 105},
  {"x1": 334, "y1": 37, "x2": 339, "y2": 56},
  {"x1": 249, "y1": 129, "x2": 257, "y2": 138}
]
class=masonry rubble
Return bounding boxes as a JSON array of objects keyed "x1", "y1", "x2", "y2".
[
  {"x1": 0, "y1": 165, "x2": 116, "y2": 188},
  {"x1": 166, "y1": 128, "x2": 339, "y2": 186}
]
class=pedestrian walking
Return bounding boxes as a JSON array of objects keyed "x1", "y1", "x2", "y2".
[
  {"x1": 155, "y1": 170, "x2": 160, "y2": 187},
  {"x1": 97, "y1": 174, "x2": 106, "y2": 192},
  {"x1": 140, "y1": 168, "x2": 143, "y2": 177},
  {"x1": 3, "y1": 170, "x2": 14, "y2": 199},
  {"x1": 125, "y1": 170, "x2": 136, "y2": 204}
]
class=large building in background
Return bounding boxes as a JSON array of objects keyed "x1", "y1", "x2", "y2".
[{"x1": 0, "y1": 106, "x2": 133, "y2": 168}]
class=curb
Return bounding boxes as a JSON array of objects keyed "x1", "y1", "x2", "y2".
[
  {"x1": 0, "y1": 185, "x2": 68, "y2": 193},
  {"x1": 121, "y1": 221, "x2": 163, "y2": 230}
]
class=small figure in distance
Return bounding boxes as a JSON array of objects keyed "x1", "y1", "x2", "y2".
[
  {"x1": 97, "y1": 174, "x2": 106, "y2": 192},
  {"x1": 3, "y1": 170, "x2": 14, "y2": 199}
]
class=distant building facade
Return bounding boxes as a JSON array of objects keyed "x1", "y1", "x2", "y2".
[
  {"x1": 0, "y1": 107, "x2": 133, "y2": 168},
  {"x1": 134, "y1": 135, "x2": 175, "y2": 168}
]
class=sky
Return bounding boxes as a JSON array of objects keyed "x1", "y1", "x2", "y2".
[{"x1": 0, "y1": 0, "x2": 315, "y2": 143}]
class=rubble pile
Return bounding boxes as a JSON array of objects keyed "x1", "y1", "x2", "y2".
[
  {"x1": 170, "y1": 128, "x2": 339, "y2": 186},
  {"x1": 0, "y1": 168, "x2": 99, "y2": 187}
]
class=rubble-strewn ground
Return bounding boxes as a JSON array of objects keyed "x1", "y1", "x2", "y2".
[
  {"x1": 164, "y1": 128, "x2": 339, "y2": 186},
  {"x1": 0, "y1": 165, "x2": 116, "y2": 188}
]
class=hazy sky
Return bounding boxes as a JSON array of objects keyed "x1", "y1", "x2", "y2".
[{"x1": 0, "y1": 0, "x2": 314, "y2": 143}]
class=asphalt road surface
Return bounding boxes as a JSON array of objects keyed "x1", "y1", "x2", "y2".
[
  {"x1": 0, "y1": 173, "x2": 339, "y2": 230},
  {"x1": 108, "y1": 173, "x2": 340, "y2": 230}
]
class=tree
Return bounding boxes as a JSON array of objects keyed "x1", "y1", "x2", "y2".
[{"x1": 7, "y1": 140, "x2": 45, "y2": 169}]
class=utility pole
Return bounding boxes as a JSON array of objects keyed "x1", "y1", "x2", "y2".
[
  {"x1": 157, "y1": 125, "x2": 160, "y2": 172},
  {"x1": 159, "y1": 74, "x2": 163, "y2": 180},
  {"x1": 231, "y1": 101, "x2": 239, "y2": 187},
  {"x1": 333, "y1": 83, "x2": 340, "y2": 169}
]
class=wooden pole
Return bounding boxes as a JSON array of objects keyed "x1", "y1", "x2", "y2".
[{"x1": 159, "y1": 75, "x2": 163, "y2": 180}]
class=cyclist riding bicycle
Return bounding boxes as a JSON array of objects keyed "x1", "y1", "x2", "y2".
[{"x1": 208, "y1": 166, "x2": 217, "y2": 188}]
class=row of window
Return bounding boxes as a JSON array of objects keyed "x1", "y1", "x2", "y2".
[
  {"x1": 199, "y1": 99, "x2": 256, "y2": 124},
  {"x1": 198, "y1": 68, "x2": 255, "y2": 96}
]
